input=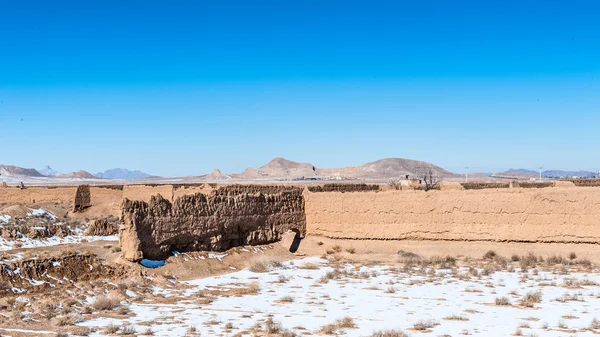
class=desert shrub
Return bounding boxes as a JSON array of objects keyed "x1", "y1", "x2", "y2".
[
  {"x1": 345, "y1": 247, "x2": 356, "y2": 254},
  {"x1": 590, "y1": 318, "x2": 600, "y2": 330},
  {"x1": 519, "y1": 291, "x2": 542, "y2": 307},
  {"x1": 444, "y1": 315, "x2": 469, "y2": 321},
  {"x1": 495, "y1": 297, "x2": 511, "y2": 306},
  {"x1": 483, "y1": 250, "x2": 497, "y2": 260},
  {"x1": 279, "y1": 295, "x2": 294, "y2": 303},
  {"x1": 413, "y1": 320, "x2": 438, "y2": 331},
  {"x1": 511, "y1": 254, "x2": 520, "y2": 262},
  {"x1": 335, "y1": 316, "x2": 356, "y2": 328},
  {"x1": 569, "y1": 252, "x2": 577, "y2": 260},
  {"x1": 105, "y1": 325, "x2": 120, "y2": 333},
  {"x1": 120, "y1": 326, "x2": 136, "y2": 335},
  {"x1": 249, "y1": 258, "x2": 283, "y2": 273},
  {"x1": 369, "y1": 330, "x2": 409, "y2": 337},
  {"x1": 92, "y1": 295, "x2": 120, "y2": 311}
]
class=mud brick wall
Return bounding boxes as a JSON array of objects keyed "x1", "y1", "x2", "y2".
[
  {"x1": 73, "y1": 185, "x2": 91, "y2": 212},
  {"x1": 120, "y1": 185, "x2": 306, "y2": 261}
]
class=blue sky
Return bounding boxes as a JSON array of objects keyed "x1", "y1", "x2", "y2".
[{"x1": 1, "y1": 1, "x2": 599, "y2": 176}]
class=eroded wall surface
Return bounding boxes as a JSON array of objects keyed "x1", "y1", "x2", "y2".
[
  {"x1": 304, "y1": 188, "x2": 600, "y2": 244},
  {"x1": 120, "y1": 185, "x2": 307, "y2": 261}
]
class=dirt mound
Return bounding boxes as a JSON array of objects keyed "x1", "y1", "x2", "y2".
[
  {"x1": 0, "y1": 254, "x2": 126, "y2": 294},
  {"x1": 120, "y1": 185, "x2": 306, "y2": 261},
  {"x1": 55, "y1": 170, "x2": 97, "y2": 179},
  {"x1": 0, "y1": 165, "x2": 44, "y2": 177},
  {"x1": 84, "y1": 218, "x2": 118, "y2": 236},
  {"x1": 0, "y1": 204, "x2": 31, "y2": 218}
]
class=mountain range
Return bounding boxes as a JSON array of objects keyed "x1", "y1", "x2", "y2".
[
  {"x1": 95, "y1": 168, "x2": 156, "y2": 180},
  {"x1": 233, "y1": 157, "x2": 459, "y2": 180},
  {"x1": 494, "y1": 168, "x2": 596, "y2": 179}
]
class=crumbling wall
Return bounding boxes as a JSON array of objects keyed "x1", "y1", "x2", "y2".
[
  {"x1": 73, "y1": 185, "x2": 91, "y2": 212},
  {"x1": 460, "y1": 182, "x2": 510, "y2": 190},
  {"x1": 571, "y1": 179, "x2": 600, "y2": 187},
  {"x1": 307, "y1": 183, "x2": 380, "y2": 193},
  {"x1": 84, "y1": 218, "x2": 119, "y2": 236},
  {"x1": 120, "y1": 185, "x2": 306, "y2": 261},
  {"x1": 123, "y1": 184, "x2": 174, "y2": 203}
]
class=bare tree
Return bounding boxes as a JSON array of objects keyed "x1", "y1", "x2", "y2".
[{"x1": 418, "y1": 167, "x2": 441, "y2": 191}]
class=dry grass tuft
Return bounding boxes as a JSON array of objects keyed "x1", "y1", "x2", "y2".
[
  {"x1": 519, "y1": 291, "x2": 542, "y2": 308},
  {"x1": 92, "y1": 295, "x2": 121, "y2": 311},
  {"x1": 444, "y1": 315, "x2": 469, "y2": 321},
  {"x1": 249, "y1": 258, "x2": 283, "y2": 273},
  {"x1": 369, "y1": 330, "x2": 410, "y2": 337},
  {"x1": 413, "y1": 320, "x2": 439, "y2": 331},
  {"x1": 495, "y1": 296, "x2": 511, "y2": 306}
]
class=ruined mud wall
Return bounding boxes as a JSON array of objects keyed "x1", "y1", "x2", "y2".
[
  {"x1": 305, "y1": 188, "x2": 600, "y2": 244},
  {"x1": 120, "y1": 185, "x2": 306, "y2": 261},
  {"x1": 308, "y1": 183, "x2": 380, "y2": 193},
  {"x1": 73, "y1": 185, "x2": 91, "y2": 212}
]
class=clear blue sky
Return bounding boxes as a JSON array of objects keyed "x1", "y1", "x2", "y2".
[{"x1": 1, "y1": 1, "x2": 599, "y2": 176}]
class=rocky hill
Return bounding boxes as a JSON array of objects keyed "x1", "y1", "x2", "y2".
[
  {"x1": 0, "y1": 165, "x2": 44, "y2": 177},
  {"x1": 238, "y1": 158, "x2": 317, "y2": 179},
  {"x1": 319, "y1": 158, "x2": 459, "y2": 179}
]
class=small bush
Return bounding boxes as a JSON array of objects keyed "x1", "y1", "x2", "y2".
[
  {"x1": 495, "y1": 297, "x2": 511, "y2": 306},
  {"x1": 369, "y1": 330, "x2": 409, "y2": 337},
  {"x1": 590, "y1": 318, "x2": 600, "y2": 330},
  {"x1": 569, "y1": 252, "x2": 577, "y2": 260},
  {"x1": 413, "y1": 320, "x2": 438, "y2": 331},
  {"x1": 483, "y1": 250, "x2": 497, "y2": 260},
  {"x1": 92, "y1": 295, "x2": 120, "y2": 311},
  {"x1": 519, "y1": 291, "x2": 542, "y2": 307},
  {"x1": 105, "y1": 325, "x2": 120, "y2": 334},
  {"x1": 249, "y1": 258, "x2": 283, "y2": 273}
]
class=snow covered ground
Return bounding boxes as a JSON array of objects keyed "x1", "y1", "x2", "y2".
[{"x1": 79, "y1": 257, "x2": 600, "y2": 337}]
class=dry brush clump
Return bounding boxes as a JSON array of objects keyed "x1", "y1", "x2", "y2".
[
  {"x1": 412, "y1": 320, "x2": 439, "y2": 331},
  {"x1": 92, "y1": 295, "x2": 121, "y2": 311},
  {"x1": 369, "y1": 330, "x2": 410, "y2": 337},
  {"x1": 249, "y1": 258, "x2": 284, "y2": 273},
  {"x1": 495, "y1": 296, "x2": 511, "y2": 306},
  {"x1": 519, "y1": 291, "x2": 542, "y2": 308}
]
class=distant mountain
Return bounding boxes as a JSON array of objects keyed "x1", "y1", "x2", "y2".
[
  {"x1": 492, "y1": 169, "x2": 538, "y2": 179},
  {"x1": 95, "y1": 168, "x2": 155, "y2": 180},
  {"x1": 239, "y1": 158, "x2": 317, "y2": 179},
  {"x1": 327, "y1": 158, "x2": 459, "y2": 179},
  {"x1": 55, "y1": 170, "x2": 97, "y2": 179},
  {"x1": 235, "y1": 157, "x2": 458, "y2": 180},
  {"x1": 39, "y1": 165, "x2": 61, "y2": 177},
  {"x1": 0, "y1": 165, "x2": 44, "y2": 177},
  {"x1": 542, "y1": 170, "x2": 596, "y2": 178}
]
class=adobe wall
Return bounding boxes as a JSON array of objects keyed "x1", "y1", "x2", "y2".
[
  {"x1": 122, "y1": 185, "x2": 174, "y2": 203},
  {"x1": 304, "y1": 188, "x2": 600, "y2": 244},
  {"x1": 120, "y1": 185, "x2": 307, "y2": 261},
  {"x1": 0, "y1": 187, "x2": 77, "y2": 204}
]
